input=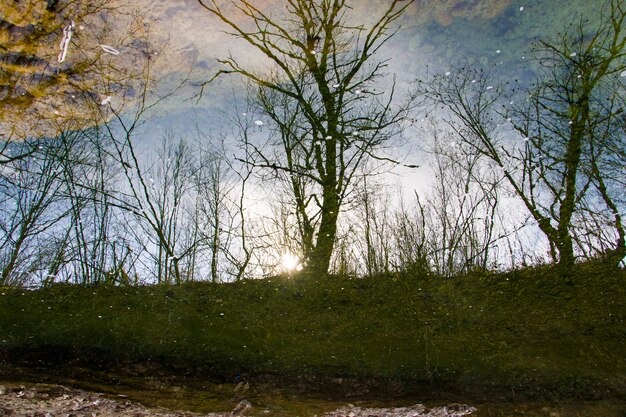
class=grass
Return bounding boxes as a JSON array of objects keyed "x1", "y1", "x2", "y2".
[{"x1": 0, "y1": 261, "x2": 624, "y2": 400}]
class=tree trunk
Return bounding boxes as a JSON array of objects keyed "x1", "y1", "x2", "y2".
[{"x1": 306, "y1": 184, "x2": 340, "y2": 275}]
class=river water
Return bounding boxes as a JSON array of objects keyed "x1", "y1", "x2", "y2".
[
  {"x1": 1, "y1": 364, "x2": 625, "y2": 416},
  {"x1": 1, "y1": 1, "x2": 624, "y2": 416}
]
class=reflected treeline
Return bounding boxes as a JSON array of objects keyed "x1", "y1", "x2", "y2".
[{"x1": 0, "y1": 0, "x2": 623, "y2": 286}]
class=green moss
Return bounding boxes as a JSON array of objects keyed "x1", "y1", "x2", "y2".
[{"x1": 0, "y1": 263, "x2": 624, "y2": 398}]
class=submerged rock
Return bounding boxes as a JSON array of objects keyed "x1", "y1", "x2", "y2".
[
  {"x1": 324, "y1": 403, "x2": 477, "y2": 417},
  {"x1": 0, "y1": 384, "x2": 218, "y2": 417}
]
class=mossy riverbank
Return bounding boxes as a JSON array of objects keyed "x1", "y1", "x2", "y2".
[{"x1": 1, "y1": 262, "x2": 624, "y2": 405}]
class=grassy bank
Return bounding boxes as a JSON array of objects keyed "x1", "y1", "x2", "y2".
[{"x1": 1, "y1": 262, "x2": 624, "y2": 398}]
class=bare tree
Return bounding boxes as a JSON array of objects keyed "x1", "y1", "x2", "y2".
[
  {"x1": 197, "y1": 0, "x2": 415, "y2": 274},
  {"x1": 391, "y1": 192, "x2": 430, "y2": 275},
  {"x1": 0, "y1": 138, "x2": 70, "y2": 286},
  {"x1": 356, "y1": 177, "x2": 393, "y2": 276},
  {"x1": 417, "y1": 0, "x2": 626, "y2": 270}
]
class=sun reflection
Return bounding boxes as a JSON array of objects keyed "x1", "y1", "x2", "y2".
[{"x1": 282, "y1": 252, "x2": 302, "y2": 273}]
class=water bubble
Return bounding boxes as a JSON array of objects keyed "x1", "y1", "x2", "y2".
[
  {"x1": 254, "y1": 120, "x2": 264, "y2": 127},
  {"x1": 620, "y1": 70, "x2": 626, "y2": 77},
  {"x1": 496, "y1": 50, "x2": 501, "y2": 54},
  {"x1": 570, "y1": 52, "x2": 577, "y2": 57},
  {"x1": 445, "y1": 71, "x2": 451, "y2": 76},
  {"x1": 519, "y1": 6, "x2": 524, "y2": 11},
  {"x1": 486, "y1": 86, "x2": 494, "y2": 90}
]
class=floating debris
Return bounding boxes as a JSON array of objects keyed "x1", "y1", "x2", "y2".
[
  {"x1": 100, "y1": 45, "x2": 121, "y2": 55},
  {"x1": 58, "y1": 21, "x2": 75, "y2": 63}
]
